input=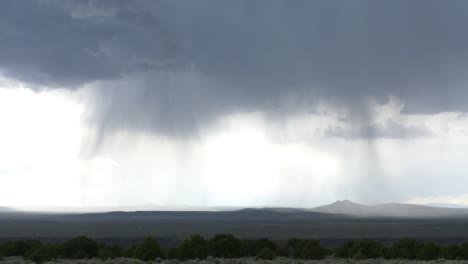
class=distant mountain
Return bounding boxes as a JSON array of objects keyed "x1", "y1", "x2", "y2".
[
  {"x1": 426, "y1": 203, "x2": 468, "y2": 209},
  {"x1": 13, "y1": 205, "x2": 245, "y2": 213},
  {"x1": 310, "y1": 200, "x2": 468, "y2": 218},
  {"x1": 241, "y1": 207, "x2": 309, "y2": 213},
  {"x1": 6, "y1": 201, "x2": 468, "y2": 219},
  {"x1": 310, "y1": 200, "x2": 366, "y2": 215},
  {"x1": 74, "y1": 207, "x2": 335, "y2": 221}
]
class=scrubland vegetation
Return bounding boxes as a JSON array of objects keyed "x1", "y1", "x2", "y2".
[
  {"x1": 2, "y1": 234, "x2": 468, "y2": 263},
  {"x1": 3, "y1": 256, "x2": 468, "y2": 264}
]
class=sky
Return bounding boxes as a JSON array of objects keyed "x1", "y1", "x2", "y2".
[{"x1": 1, "y1": 0, "x2": 468, "y2": 209}]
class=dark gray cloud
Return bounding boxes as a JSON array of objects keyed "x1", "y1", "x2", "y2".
[
  {"x1": 324, "y1": 121, "x2": 431, "y2": 140},
  {"x1": 0, "y1": 0, "x2": 180, "y2": 87},
  {"x1": 2, "y1": 0, "x2": 468, "y2": 141}
]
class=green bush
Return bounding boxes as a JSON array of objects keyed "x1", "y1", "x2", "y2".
[
  {"x1": 242, "y1": 238, "x2": 277, "y2": 257},
  {"x1": 286, "y1": 237, "x2": 304, "y2": 258},
  {"x1": 275, "y1": 246, "x2": 289, "y2": 257},
  {"x1": 124, "y1": 244, "x2": 137, "y2": 258},
  {"x1": 165, "y1": 247, "x2": 179, "y2": 259},
  {"x1": 298, "y1": 240, "x2": 326, "y2": 259},
  {"x1": 24, "y1": 244, "x2": 62, "y2": 263},
  {"x1": 256, "y1": 247, "x2": 276, "y2": 260},
  {"x1": 0, "y1": 240, "x2": 42, "y2": 257},
  {"x1": 99, "y1": 244, "x2": 124, "y2": 260},
  {"x1": 335, "y1": 240, "x2": 385, "y2": 259},
  {"x1": 208, "y1": 233, "x2": 242, "y2": 258},
  {"x1": 334, "y1": 241, "x2": 355, "y2": 258},
  {"x1": 440, "y1": 244, "x2": 461, "y2": 260},
  {"x1": 63, "y1": 236, "x2": 99, "y2": 259},
  {"x1": 286, "y1": 238, "x2": 327, "y2": 259},
  {"x1": 460, "y1": 243, "x2": 468, "y2": 260},
  {"x1": 178, "y1": 234, "x2": 208, "y2": 260},
  {"x1": 417, "y1": 242, "x2": 441, "y2": 260},
  {"x1": 389, "y1": 238, "x2": 421, "y2": 259},
  {"x1": 133, "y1": 236, "x2": 164, "y2": 261}
]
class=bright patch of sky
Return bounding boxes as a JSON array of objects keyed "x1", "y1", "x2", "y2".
[{"x1": 1, "y1": 77, "x2": 468, "y2": 209}]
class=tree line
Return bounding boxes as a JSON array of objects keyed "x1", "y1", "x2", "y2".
[{"x1": 1, "y1": 234, "x2": 468, "y2": 263}]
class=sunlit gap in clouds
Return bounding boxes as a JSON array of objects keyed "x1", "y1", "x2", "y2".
[
  {"x1": 79, "y1": 110, "x2": 342, "y2": 209},
  {"x1": 201, "y1": 113, "x2": 341, "y2": 207},
  {"x1": 0, "y1": 79, "x2": 83, "y2": 207}
]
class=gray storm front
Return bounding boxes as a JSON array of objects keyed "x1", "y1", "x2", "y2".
[{"x1": 0, "y1": 0, "x2": 468, "y2": 208}]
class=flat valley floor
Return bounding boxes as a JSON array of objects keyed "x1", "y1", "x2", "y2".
[{"x1": 1, "y1": 211, "x2": 468, "y2": 247}]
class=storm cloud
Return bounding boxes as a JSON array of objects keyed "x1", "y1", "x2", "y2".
[{"x1": 1, "y1": 0, "x2": 468, "y2": 140}]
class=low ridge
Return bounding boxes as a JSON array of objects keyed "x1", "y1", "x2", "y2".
[{"x1": 310, "y1": 200, "x2": 468, "y2": 218}]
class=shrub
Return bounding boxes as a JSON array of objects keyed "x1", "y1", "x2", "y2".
[
  {"x1": 334, "y1": 241, "x2": 355, "y2": 258},
  {"x1": 417, "y1": 242, "x2": 441, "y2": 260},
  {"x1": 165, "y1": 247, "x2": 179, "y2": 259},
  {"x1": 24, "y1": 244, "x2": 62, "y2": 263},
  {"x1": 440, "y1": 244, "x2": 461, "y2": 260},
  {"x1": 460, "y1": 243, "x2": 468, "y2": 260},
  {"x1": 63, "y1": 236, "x2": 99, "y2": 259},
  {"x1": 286, "y1": 238, "x2": 303, "y2": 258},
  {"x1": 275, "y1": 246, "x2": 289, "y2": 257},
  {"x1": 178, "y1": 234, "x2": 208, "y2": 260},
  {"x1": 124, "y1": 244, "x2": 137, "y2": 258},
  {"x1": 0, "y1": 240, "x2": 42, "y2": 257},
  {"x1": 389, "y1": 238, "x2": 421, "y2": 259},
  {"x1": 336, "y1": 240, "x2": 385, "y2": 259},
  {"x1": 99, "y1": 244, "x2": 124, "y2": 260},
  {"x1": 208, "y1": 233, "x2": 242, "y2": 258},
  {"x1": 256, "y1": 247, "x2": 276, "y2": 260},
  {"x1": 133, "y1": 236, "x2": 164, "y2": 261},
  {"x1": 242, "y1": 238, "x2": 277, "y2": 257},
  {"x1": 298, "y1": 240, "x2": 326, "y2": 259}
]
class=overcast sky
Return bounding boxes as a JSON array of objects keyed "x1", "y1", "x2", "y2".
[{"x1": 1, "y1": 0, "x2": 468, "y2": 209}]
